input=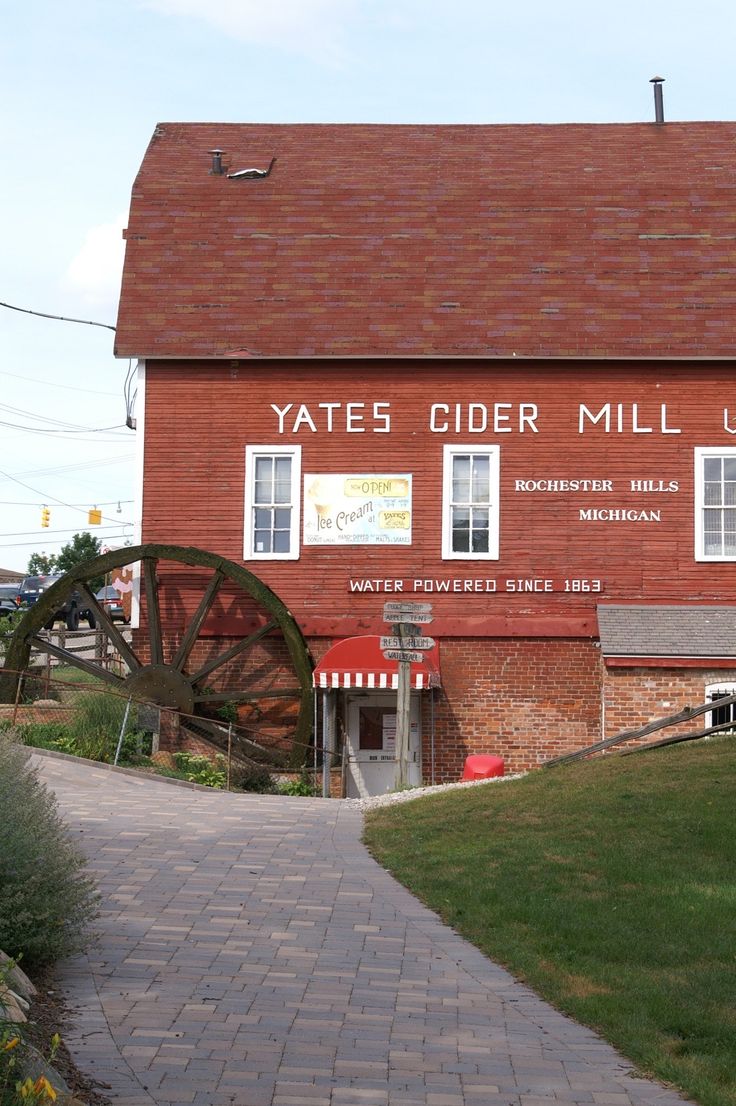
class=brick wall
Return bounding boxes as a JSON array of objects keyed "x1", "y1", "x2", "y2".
[
  {"x1": 416, "y1": 637, "x2": 602, "y2": 778},
  {"x1": 602, "y1": 665, "x2": 736, "y2": 742}
]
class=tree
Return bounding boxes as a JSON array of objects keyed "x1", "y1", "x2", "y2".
[
  {"x1": 55, "y1": 532, "x2": 102, "y2": 574},
  {"x1": 27, "y1": 552, "x2": 58, "y2": 575}
]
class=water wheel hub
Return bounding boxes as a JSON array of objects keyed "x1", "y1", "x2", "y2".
[{"x1": 125, "y1": 665, "x2": 195, "y2": 713}]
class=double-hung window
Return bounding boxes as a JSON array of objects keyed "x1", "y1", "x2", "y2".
[
  {"x1": 244, "y1": 445, "x2": 301, "y2": 560},
  {"x1": 695, "y1": 447, "x2": 736, "y2": 561},
  {"x1": 441, "y1": 445, "x2": 500, "y2": 559}
]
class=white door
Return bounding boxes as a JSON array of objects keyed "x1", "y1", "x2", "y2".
[{"x1": 346, "y1": 693, "x2": 422, "y2": 798}]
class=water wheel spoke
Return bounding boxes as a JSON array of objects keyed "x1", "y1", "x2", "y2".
[
  {"x1": 30, "y1": 635, "x2": 127, "y2": 691},
  {"x1": 189, "y1": 619, "x2": 278, "y2": 684},
  {"x1": 75, "y1": 583, "x2": 141, "y2": 672},
  {"x1": 171, "y1": 570, "x2": 224, "y2": 672},
  {"x1": 193, "y1": 687, "x2": 302, "y2": 704},
  {"x1": 142, "y1": 557, "x2": 164, "y2": 665}
]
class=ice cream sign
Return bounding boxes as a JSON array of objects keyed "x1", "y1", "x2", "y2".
[{"x1": 304, "y1": 474, "x2": 412, "y2": 545}]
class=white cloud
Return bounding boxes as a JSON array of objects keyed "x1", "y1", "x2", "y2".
[
  {"x1": 143, "y1": 0, "x2": 357, "y2": 61},
  {"x1": 63, "y1": 213, "x2": 127, "y2": 310}
]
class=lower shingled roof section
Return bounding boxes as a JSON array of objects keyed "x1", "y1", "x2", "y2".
[{"x1": 597, "y1": 603, "x2": 736, "y2": 657}]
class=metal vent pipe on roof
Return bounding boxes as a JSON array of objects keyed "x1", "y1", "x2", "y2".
[
  {"x1": 209, "y1": 148, "x2": 225, "y2": 175},
  {"x1": 650, "y1": 77, "x2": 665, "y2": 124}
]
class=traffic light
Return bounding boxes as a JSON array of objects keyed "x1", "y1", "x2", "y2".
[
  {"x1": 41, "y1": 506, "x2": 50, "y2": 528},
  {"x1": 88, "y1": 507, "x2": 102, "y2": 525}
]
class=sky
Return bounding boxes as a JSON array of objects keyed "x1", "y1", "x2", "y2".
[{"x1": 0, "y1": 0, "x2": 733, "y2": 575}]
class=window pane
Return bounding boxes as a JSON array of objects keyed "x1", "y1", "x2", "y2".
[
  {"x1": 254, "y1": 508, "x2": 272, "y2": 529},
  {"x1": 452, "y1": 456, "x2": 470, "y2": 502},
  {"x1": 703, "y1": 509, "x2": 721, "y2": 530},
  {"x1": 254, "y1": 480, "x2": 272, "y2": 504},
  {"x1": 274, "y1": 507, "x2": 291, "y2": 529},
  {"x1": 452, "y1": 506, "x2": 470, "y2": 552},
  {"x1": 704, "y1": 457, "x2": 722, "y2": 481},
  {"x1": 253, "y1": 530, "x2": 272, "y2": 553},
  {"x1": 724, "y1": 457, "x2": 736, "y2": 480},
  {"x1": 471, "y1": 529, "x2": 489, "y2": 553},
  {"x1": 726, "y1": 482, "x2": 736, "y2": 506},
  {"x1": 725, "y1": 534, "x2": 736, "y2": 556},
  {"x1": 273, "y1": 479, "x2": 291, "y2": 504},
  {"x1": 255, "y1": 456, "x2": 273, "y2": 480},
  {"x1": 273, "y1": 531, "x2": 291, "y2": 554},
  {"x1": 705, "y1": 535, "x2": 722, "y2": 556},
  {"x1": 725, "y1": 509, "x2": 736, "y2": 530},
  {"x1": 473, "y1": 508, "x2": 489, "y2": 528},
  {"x1": 471, "y1": 456, "x2": 490, "y2": 501},
  {"x1": 704, "y1": 482, "x2": 721, "y2": 506},
  {"x1": 273, "y1": 457, "x2": 292, "y2": 503}
]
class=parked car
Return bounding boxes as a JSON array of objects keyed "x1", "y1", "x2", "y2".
[
  {"x1": 0, "y1": 584, "x2": 20, "y2": 605},
  {"x1": 17, "y1": 575, "x2": 96, "y2": 631},
  {"x1": 0, "y1": 599, "x2": 18, "y2": 619},
  {"x1": 95, "y1": 585, "x2": 129, "y2": 623}
]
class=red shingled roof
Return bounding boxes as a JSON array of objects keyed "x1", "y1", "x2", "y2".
[{"x1": 115, "y1": 122, "x2": 736, "y2": 359}]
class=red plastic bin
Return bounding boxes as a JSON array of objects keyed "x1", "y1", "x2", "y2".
[{"x1": 461, "y1": 754, "x2": 505, "y2": 781}]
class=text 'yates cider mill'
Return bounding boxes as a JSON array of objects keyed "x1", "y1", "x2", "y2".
[{"x1": 269, "y1": 402, "x2": 686, "y2": 435}]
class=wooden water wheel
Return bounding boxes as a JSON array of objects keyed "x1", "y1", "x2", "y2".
[{"x1": 1, "y1": 544, "x2": 314, "y2": 768}]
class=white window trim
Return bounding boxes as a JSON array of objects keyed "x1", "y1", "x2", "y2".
[
  {"x1": 441, "y1": 444, "x2": 500, "y2": 560},
  {"x1": 244, "y1": 444, "x2": 301, "y2": 561},
  {"x1": 694, "y1": 446, "x2": 736, "y2": 562},
  {"x1": 705, "y1": 682, "x2": 736, "y2": 732}
]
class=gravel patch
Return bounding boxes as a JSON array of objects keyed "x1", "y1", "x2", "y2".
[{"x1": 344, "y1": 771, "x2": 527, "y2": 811}]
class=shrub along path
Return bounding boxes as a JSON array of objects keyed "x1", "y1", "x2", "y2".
[{"x1": 36, "y1": 751, "x2": 691, "y2": 1106}]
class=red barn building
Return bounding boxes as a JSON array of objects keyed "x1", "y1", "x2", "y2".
[{"x1": 116, "y1": 119, "x2": 736, "y2": 795}]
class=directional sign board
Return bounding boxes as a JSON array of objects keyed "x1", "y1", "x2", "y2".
[
  {"x1": 383, "y1": 601, "x2": 432, "y2": 615},
  {"x1": 380, "y1": 636, "x2": 435, "y2": 651},
  {"x1": 388, "y1": 611, "x2": 433, "y2": 624},
  {"x1": 382, "y1": 649, "x2": 425, "y2": 663}
]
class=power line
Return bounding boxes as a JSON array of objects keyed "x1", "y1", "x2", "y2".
[
  {"x1": 0, "y1": 418, "x2": 130, "y2": 437},
  {"x1": 9, "y1": 454, "x2": 134, "y2": 479},
  {"x1": 0, "y1": 299, "x2": 115, "y2": 332},
  {"x1": 0, "y1": 530, "x2": 132, "y2": 549},
  {"x1": 1, "y1": 525, "x2": 133, "y2": 538},
  {"x1": 0, "y1": 368, "x2": 119, "y2": 397},
  {"x1": 0, "y1": 466, "x2": 129, "y2": 527},
  {"x1": 0, "y1": 499, "x2": 134, "y2": 507}
]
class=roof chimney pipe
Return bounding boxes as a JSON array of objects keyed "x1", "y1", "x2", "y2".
[
  {"x1": 209, "y1": 148, "x2": 225, "y2": 175},
  {"x1": 650, "y1": 77, "x2": 665, "y2": 124}
]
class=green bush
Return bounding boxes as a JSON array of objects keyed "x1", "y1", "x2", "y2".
[
  {"x1": 0, "y1": 738, "x2": 97, "y2": 968},
  {"x1": 172, "y1": 752, "x2": 227, "y2": 788},
  {"x1": 2, "y1": 724, "x2": 62, "y2": 751},
  {"x1": 278, "y1": 770, "x2": 318, "y2": 796},
  {"x1": 62, "y1": 691, "x2": 129, "y2": 762},
  {"x1": 230, "y1": 761, "x2": 277, "y2": 793}
]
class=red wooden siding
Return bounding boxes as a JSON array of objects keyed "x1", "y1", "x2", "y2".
[{"x1": 141, "y1": 357, "x2": 736, "y2": 639}]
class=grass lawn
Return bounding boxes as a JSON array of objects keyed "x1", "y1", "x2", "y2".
[{"x1": 364, "y1": 738, "x2": 736, "y2": 1106}]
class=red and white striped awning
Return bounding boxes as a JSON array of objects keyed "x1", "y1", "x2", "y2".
[{"x1": 313, "y1": 635, "x2": 441, "y2": 690}]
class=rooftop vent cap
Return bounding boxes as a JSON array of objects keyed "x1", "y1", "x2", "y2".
[
  {"x1": 649, "y1": 76, "x2": 665, "y2": 124},
  {"x1": 209, "y1": 148, "x2": 226, "y2": 175}
]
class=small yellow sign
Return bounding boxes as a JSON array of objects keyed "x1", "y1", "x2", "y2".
[
  {"x1": 379, "y1": 510, "x2": 411, "y2": 529},
  {"x1": 88, "y1": 508, "x2": 102, "y2": 525},
  {"x1": 344, "y1": 477, "x2": 409, "y2": 498}
]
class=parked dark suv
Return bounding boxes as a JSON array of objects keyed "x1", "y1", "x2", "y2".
[
  {"x1": 17, "y1": 575, "x2": 96, "y2": 631},
  {"x1": 0, "y1": 583, "x2": 20, "y2": 619}
]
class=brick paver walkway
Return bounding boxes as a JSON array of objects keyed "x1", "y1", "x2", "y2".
[{"x1": 36, "y1": 753, "x2": 688, "y2": 1106}]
